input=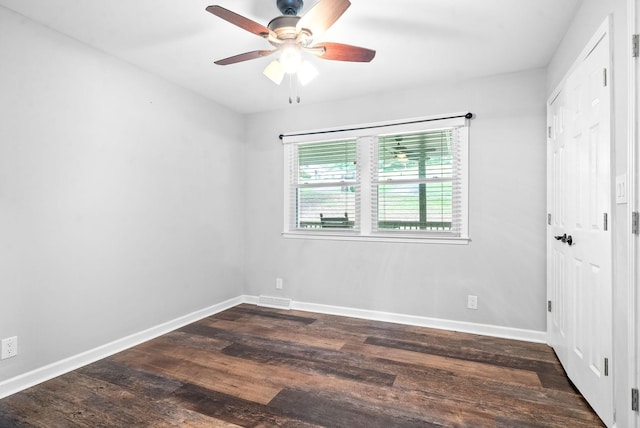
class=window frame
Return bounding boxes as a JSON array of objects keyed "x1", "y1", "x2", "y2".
[{"x1": 282, "y1": 114, "x2": 470, "y2": 244}]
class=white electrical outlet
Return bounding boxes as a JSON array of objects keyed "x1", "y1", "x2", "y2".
[
  {"x1": 276, "y1": 278, "x2": 283, "y2": 290},
  {"x1": 467, "y1": 295, "x2": 478, "y2": 310},
  {"x1": 1, "y1": 336, "x2": 18, "y2": 359}
]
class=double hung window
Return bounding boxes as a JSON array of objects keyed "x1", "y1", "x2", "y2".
[{"x1": 282, "y1": 114, "x2": 470, "y2": 243}]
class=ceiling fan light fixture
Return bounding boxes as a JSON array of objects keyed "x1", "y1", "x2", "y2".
[
  {"x1": 297, "y1": 60, "x2": 318, "y2": 86},
  {"x1": 263, "y1": 60, "x2": 285, "y2": 84},
  {"x1": 280, "y1": 46, "x2": 303, "y2": 74}
]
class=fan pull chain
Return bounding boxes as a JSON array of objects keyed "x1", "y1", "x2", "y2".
[{"x1": 288, "y1": 74, "x2": 301, "y2": 104}]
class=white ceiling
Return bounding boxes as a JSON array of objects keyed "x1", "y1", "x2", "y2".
[{"x1": 0, "y1": 0, "x2": 582, "y2": 114}]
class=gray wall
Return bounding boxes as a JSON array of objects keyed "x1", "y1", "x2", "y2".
[
  {"x1": 546, "y1": 0, "x2": 631, "y2": 425},
  {"x1": 244, "y1": 69, "x2": 548, "y2": 332},
  {"x1": 0, "y1": 7, "x2": 245, "y2": 382},
  {"x1": 7, "y1": 3, "x2": 628, "y2": 419}
]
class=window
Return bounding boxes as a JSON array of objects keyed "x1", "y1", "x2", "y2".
[{"x1": 282, "y1": 114, "x2": 470, "y2": 243}]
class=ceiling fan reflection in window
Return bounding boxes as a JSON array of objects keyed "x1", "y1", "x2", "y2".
[
  {"x1": 206, "y1": 0, "x2": 375, "y2": 90},
  {"x1": 385, "y1": 137, "x2": 438, "y2": 168}
]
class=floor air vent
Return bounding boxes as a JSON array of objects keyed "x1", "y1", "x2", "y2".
[{"x1": 257, "y1": 295, "x2": 292, "y2": 310}]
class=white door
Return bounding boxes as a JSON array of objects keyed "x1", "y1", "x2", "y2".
[
  {"x1": 547, "y1": 26, "x2": 613, "y2": 426},
  {"x1": 566, "y1": 30, "x2": 613, "y2": 425}
]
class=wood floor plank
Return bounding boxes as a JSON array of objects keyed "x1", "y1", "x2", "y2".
[
  {"x1": 267, "y1": 387, "x2": 446, "y2": 427},
  {"x1": 151, "y1": 330, "x2": 233, "y2": 352},
  {"x1": 201, "y1": 318, "x2": 347, "y2": 351},
  {"x1": 365, "y1": 335, "x2": 563, "y2": 375},
  {"x1": 110, "y1": 348, "x2": 282, "y2": 405},
  {"x1": 69, "y1": 361, "x2": 243, "y2": 427},
  {"x1": 0, "y1": 305, "x2": 605, "y2": 427},
  {"x1": 342, "y1": 341, "x2": 543, "y2": 387},
  {"x1": 368, "y1": 324, "x2": 557, "y2": 363},
  {"x1": 47, "y1": 371, "x2": 234, "y2": 428},
  {"x1": 220, "y1": 305, "x2": 317, "y2": 325},
  {"x1": 221, "y1": 342, "x2": 397, "y2": 386},
  {"x1": 271, "y1": 383, "x2": 501, "y2": 427},
  {"x1": 3, "y1": 372, "x2": 175, "y2": 428},
  {"x1": 133, "y1": 330, "x2": 232, "y2": 358},
  {"x1": 173, "y1": 382, "x2": 320, "y2": 428},
  {"x1": 0, "y1": 377, "x2": 98, "y2": 428},
  {"x1": 77, "y1": 358, "x2": 183, "y2": 400},
  {"x1": 394, "y1": 373, "x2": 603, "y2": 427},
  {"x1": 536, "y1": 367, "x2": 580, "y2": 391},
  {"x1": 0, "y1": 392, "x2": 93, "y2": 428}
]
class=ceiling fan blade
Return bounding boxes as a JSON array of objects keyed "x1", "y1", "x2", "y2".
[
  {"x1": 312, "y1": 42, "x2": 376, "y2": 62},
  {"x1": 296, "y1": 0, "x2": 351, "y2": 37},
  {"x1": 214, "y1": 50, "x2": 277, "y2": 65},
  {"x1": 206, "y1": 5, "x2": 274, "y2": 39}
]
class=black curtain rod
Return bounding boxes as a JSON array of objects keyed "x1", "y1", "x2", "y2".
[{"x1": 279, "y1": 112, "x2": 473, "y2": 140}]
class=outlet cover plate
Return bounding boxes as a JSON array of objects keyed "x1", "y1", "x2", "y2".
[
  {"x1": 467, "y1": 295, "x2": 478, "y2": 310},
  {"x1": 1, "y1": 336, "x2": 18, "y2": 359}
]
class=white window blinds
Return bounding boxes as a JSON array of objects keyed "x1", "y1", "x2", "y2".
[{"x1": 289, "y1": 139, "x2": 359, "y2": 231}]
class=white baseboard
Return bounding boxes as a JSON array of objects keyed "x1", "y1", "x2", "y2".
[
  {"x1": 0, "y1": 294, "x2": 546, "y2": 400},
  {"x1": 0, "y1": 295, "x2": 244, "y2": 400},
  {"x1": 287, "y1": 299, "x2": 547, "y2": 343},
  {"x1": 243, "y1": 295, "x2": 259, "y2": 305}
]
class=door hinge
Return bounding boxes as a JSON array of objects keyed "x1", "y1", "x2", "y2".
[
  {"x1": 603, "y1": 68, "x2": 608, "y2": 86},
  {"x1": 547, "y1": 213, "x2": 552, "y2": 225},
  {"x1": 633, "y1": 34, "x2": 639, "y2": 58},
  {"x1": 603, "y1": 213, "x2": 608, "y2": 231},
  {"x1": 548, "y1": 126, "x2": 552, "y2": 138},
  {"x1": 633, "y1": 212, "x2": 640, "y2": 235},
  {"x1": 604, "y1": 358, "x2": 609, "y2": 376},
  {"x1": 632, "y1": 388, "x2": 639, "y2": 411},
  {"x1": 547, "y1": 300, "x2": 552, "y2": 312}
]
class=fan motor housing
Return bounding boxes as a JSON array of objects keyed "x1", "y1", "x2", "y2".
[{"x1": 268, "y1": 15, "x2": 302, "y2": 40}]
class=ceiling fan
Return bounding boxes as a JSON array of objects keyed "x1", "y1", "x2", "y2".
[{"x1": 206, "y1": 0, "x2": 376, "y2": 86}]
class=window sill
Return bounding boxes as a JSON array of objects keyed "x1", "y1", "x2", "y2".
[{"x1": 282, "y1": 231, "x2": 471, "y2": 245}]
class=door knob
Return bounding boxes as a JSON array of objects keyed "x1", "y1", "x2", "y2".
[{"x1": 553, "y1": 234, "x2": 573, "y2": 245}]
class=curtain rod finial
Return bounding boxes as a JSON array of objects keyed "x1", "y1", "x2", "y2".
[
  {"x1": 465, "y1": 113, "x2": 473, "y2": 119},
  {"x1": 279, "y1": 134, "x2": 284, "y2": 140}
]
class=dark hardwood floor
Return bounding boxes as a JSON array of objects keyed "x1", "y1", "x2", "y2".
[{"x1": 0, "y1": 304, "x2": 604, "y2": 427}]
